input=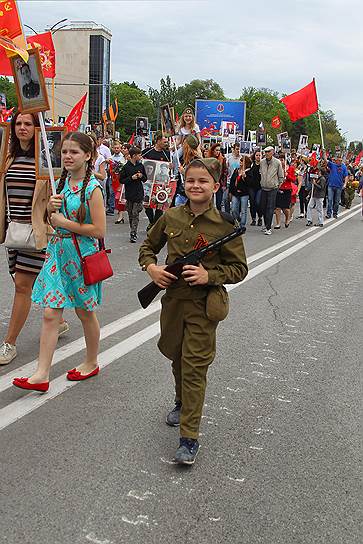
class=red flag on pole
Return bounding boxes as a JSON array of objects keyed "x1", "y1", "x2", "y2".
[
  {"x1": 64, "y1": 93, "x2": 87, "y2": 131},
  {"x1": 128, "y1": 132, "x2": 135, "y2": 145},
  {"x1": 0, "y1": 0, "x2": 23, "y2": 40},
  {"x1": 27, "y1": 32, "x2": 56, "y2": 78},
  {"x1": 354, "y1": 150, "x2": 363, "y2": 166},
  {"x1": 271, "y1": 115, "x2": 281, "y2": 129},
  {"x1": 280, "y1": 79, "x2": 318, "y2": 122},
  {"x1": 0, "y1": 31, "x2": 56, "y2": 77}
]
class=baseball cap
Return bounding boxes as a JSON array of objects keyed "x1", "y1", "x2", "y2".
[{"x1": 264, "y1": 146, "x2": 274, "y2": 152}]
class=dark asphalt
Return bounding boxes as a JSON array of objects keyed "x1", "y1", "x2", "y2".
[{"x1": 0, "y1": 203, "x2": 361, "y2": 544}]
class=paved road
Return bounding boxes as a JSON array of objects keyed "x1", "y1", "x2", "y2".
[{"x1": 0, "y1": 203, "x2": 362, "y2": 544}]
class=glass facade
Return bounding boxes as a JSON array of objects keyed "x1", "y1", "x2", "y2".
[{"x1": 89, "y1": 35, "x2": 110, "y2": 124}]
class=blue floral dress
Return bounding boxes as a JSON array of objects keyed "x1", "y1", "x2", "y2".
[{"x1": 32, "y1": 175, "x2": 103, "y2": 311}]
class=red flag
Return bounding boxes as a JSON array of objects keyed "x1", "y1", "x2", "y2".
[
  {"x1": 128, "y1": 132, "x2": 135, "y2": 145},
  {"x1": 271, "y1": 115, "x2": 281, "y2": 129},
  {"x1": 0, "y1": 31, "x2": 56, "y2": 77},
  {"x1": 354, "y1": 150, "x2": 363, "y2": 165},
  {"x1": 0, "y1": 106, "x2": 14, "y2": 122},
  {"x1": 309, "y1": 152, "x2": 318, "y2": 168},
  {"x1": 27, "y1": 32, "x2": 56, "y2": 78},
  {"x1": 280, "y1": 79, "x2": 318, "y2": 122},
  {"x1": 64, "y1": 93, "x2": 87, "y2": 131},
  {"x1": 0, "y1": 0, "x2": 23, "y2": 40}
]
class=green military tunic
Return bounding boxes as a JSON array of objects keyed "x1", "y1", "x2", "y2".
[{"x1": 139, "y1": 202, "x2": 248, "y2": 439}]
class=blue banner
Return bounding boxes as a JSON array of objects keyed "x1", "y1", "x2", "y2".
[{"x1": 195, "y1": 100, "x2": 246, "y2": 136}]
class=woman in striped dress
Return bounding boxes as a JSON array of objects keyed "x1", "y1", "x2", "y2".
[{"x1": 0, "y1": 112, "x2": 67, "y2": 365}]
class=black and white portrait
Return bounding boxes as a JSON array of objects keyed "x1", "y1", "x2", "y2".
[
  {"x1": 161, "y1": 104, "x2": 175, "y2": 137},
  {"x1": 35, "y1": 127, "x2": 66, "y2": 179},
  {"x1": 257, "y1": 130, "x2": 266, "y2": 145},
  {"x1": 10, "y1": 48, "x2": 49, "y2": 114},
  {"x1": 136, "y1": 117, "x2": 148, "y2": 137},
  {"x1": 143, "y1": 159, "x2": 156, "y2": 182},
  {"x1": 281, "y1": 137, "x2": 291, "y2": 152},
  {"x1": 154, "y1": 161, "x2": 170, "y2": 183},
  {"x1": 239, "y1": 141, "x2": 252, "y2": 155}
]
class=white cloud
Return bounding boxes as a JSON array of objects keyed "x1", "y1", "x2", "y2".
[{"x1": 19, "y1": 0, "x2": 362, "y2": 141}]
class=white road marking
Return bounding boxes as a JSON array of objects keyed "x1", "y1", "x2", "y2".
[
  {"x1": 0, "y1": 208, "x2": 359, "y2": 431},
  {"x1": 0, "y1": 300, "x2": 161, "y2": 393},
  {"x1": 0, "y1": 323, "x2": 159, "y2": 431},
  {"x1": 0, "y1": 204, "x2": 358, "y2": 396}
]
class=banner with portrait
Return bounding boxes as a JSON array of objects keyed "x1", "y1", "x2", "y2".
[{"x1": 142, "y1": 158, "x2": 176, "y2": 210}]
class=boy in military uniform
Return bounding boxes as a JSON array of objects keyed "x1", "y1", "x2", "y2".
[{"x1": 139, "y1": 158, "x2": 248, "y2": 465}]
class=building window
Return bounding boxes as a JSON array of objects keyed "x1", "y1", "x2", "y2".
[{"x1": 89, "y1": 35, "x2": 110, "y2": 124}]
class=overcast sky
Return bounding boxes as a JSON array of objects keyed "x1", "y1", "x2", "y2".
[{"x1": 19, "y1": 0, "x2": 362, "y2": 142}]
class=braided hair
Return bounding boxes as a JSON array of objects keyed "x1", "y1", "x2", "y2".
[{"x1": 57, "y1": 132, "x2": 96, "y2": 224}]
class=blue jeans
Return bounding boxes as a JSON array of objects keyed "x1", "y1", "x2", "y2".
[
  {"x1": 260, "y1": 189, "x2": 278, "y2": 230},
  {"x1": 327, "y1": 186, "x2": 342, "y2": 217},
  {"x1": 248, "y1": 188, "x2": 262, "y2": 220},
  {"x1": 231, "y1": 195, "x2": 249, "y2": 227},
  {"x1": 106, "y1": 175, "x2": 115, "y2": 213}
]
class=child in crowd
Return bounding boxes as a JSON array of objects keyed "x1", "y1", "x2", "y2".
[
  {"x1": 13, "y1": 132, "x2": 106, "y2": 392},
  {"x1": 306, "y1": 163, "x2": 327, "y2": 227},
  {"x1": 139, "y1": 158, "x2": 248, "y2": 465},
  {"x1": 119, "y1": 146, "x2": 147, "y2": 243}
]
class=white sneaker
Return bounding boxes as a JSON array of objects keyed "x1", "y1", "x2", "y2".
[
  {"x1": 0, "y1": 342, "x2": 17, "y2": 365},
  {"x1": 261, "y1": 226, "x2": 266, "y2": 232},
  {"x1": 264, "y1": 229, "x2": 272, "y2": 235},
  {"x1": 298, "y1": 213, "x2": 304, "y2": 218},
  {"x1": 58, "y1": 321, "x2": 70, "y2": 337}
]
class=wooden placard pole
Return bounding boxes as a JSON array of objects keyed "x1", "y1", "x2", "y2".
[{"x1": 38, "y1": 112, "x2": 56, "y2": 195}]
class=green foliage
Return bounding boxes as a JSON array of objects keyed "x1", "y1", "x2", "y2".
[
  {"x1": 238, "y1": 86, "x2": 345, "y2": 149},
  {"x1": 0, "y1": 76, "x2": 17, "y2": 108},
  {"x1": 108, "y1": 77, "x2": 345, "y2": 147},
  {"x1": 176, "y1": 79, "x2": 225, "y2": 113},
  {"x1": 110, "y1": 82, "x2": 154, "y2": 141}
]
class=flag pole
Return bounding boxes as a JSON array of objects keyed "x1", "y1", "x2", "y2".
[
  {"x1": 38, "y1": 112, "x2": 56, "y2": 195},
  {"x1": 52, "y1": 78, "x2": 55, "y2": 125},
  {"x1": 314, "y1": 78, "x2": 325, "y2": 149}
]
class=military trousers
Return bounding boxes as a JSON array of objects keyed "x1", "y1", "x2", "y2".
[
  {"x1": 126, "y1": 200, "x2": 143, "y2": 236},
  {"x1": 158, "y1": 295, "x2": 218, "y2": 439}
]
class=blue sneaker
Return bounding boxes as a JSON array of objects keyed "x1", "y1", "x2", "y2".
[
  {"x1": 174, "y1": 437, "x2": 199, "y2": 465},
  {"x1": 166, "y1": 401, "x2": 182, "y2": 427}
]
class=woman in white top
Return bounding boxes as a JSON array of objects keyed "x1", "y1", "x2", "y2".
[{"x1": 176, "y1": 107, "x2": 201, "y2": 147}]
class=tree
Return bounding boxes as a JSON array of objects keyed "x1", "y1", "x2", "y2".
[
  {"x1": 110, "y1": 82, "x2": 155, "y2": 141},
  {"x1": 176, "y1": 79, "x2": 225, "y2": 113},
  {"x1": 0, "y1": 76, "x2": 17, "y2": 108},
  {"x1": 239, "y1": 87, "x2": 291, "y2": 140}
]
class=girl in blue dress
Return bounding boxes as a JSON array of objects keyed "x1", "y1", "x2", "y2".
[{"x1": 13, "y1": 132, "x2": 106, "y2": 392}]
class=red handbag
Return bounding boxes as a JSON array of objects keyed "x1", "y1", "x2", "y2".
[{"x1": 63, "y1": 203, "x2": 113, "y2": 285}]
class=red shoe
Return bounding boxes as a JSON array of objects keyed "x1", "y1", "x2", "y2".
[
  {"x1": 66, "y1": 366, "x2": 100, "y2": 381},
  {"x1": 13, "y1": 377, "x2": 49, "y2": 392}
]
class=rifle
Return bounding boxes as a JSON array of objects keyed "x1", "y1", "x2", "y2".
[{"x1": 138, "y1": 225, "x2": 244, "y2": 308}]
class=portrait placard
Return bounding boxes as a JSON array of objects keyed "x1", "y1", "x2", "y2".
[
  {"x1": 239, "y1": 140, "x2": 252, "y2": 155},
  {"x1": 136, "y1": 117, "x2": 148, "y2": 137},
  {"x1": 10, "y1": 48, "x2": 50, "y2": 114},
  {"x1": 35, "y1": 126, "x2": 67, "y2": 180},
  {"x1": 142, "y1": 158, "x2": 175, "y2": 209},
  {"x1": 0, "y1": 122, "x2": 10, "y2": 173},
  {"x1": 160, "y1": 104, "x2": 175, "y2": 137},
  {"x1": 256, "y1": 129, "x2": 266, "y2": 145}
]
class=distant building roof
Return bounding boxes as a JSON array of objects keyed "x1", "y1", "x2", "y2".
[{"x1": 45, "y1": 20, "x2": 112, "y2": 37}]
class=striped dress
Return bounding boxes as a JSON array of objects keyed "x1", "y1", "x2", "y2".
[{"x1": 5, "y1": 155, "x2": 45, "y2": 275}]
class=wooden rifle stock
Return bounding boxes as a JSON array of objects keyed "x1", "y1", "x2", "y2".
[{"x1": 137, "y1": 225, "x2": 243, "y2": 308}]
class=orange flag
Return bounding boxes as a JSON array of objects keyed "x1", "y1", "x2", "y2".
[{"x1": 0, "y1": 35, "x2": 28, "y2": 62}]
